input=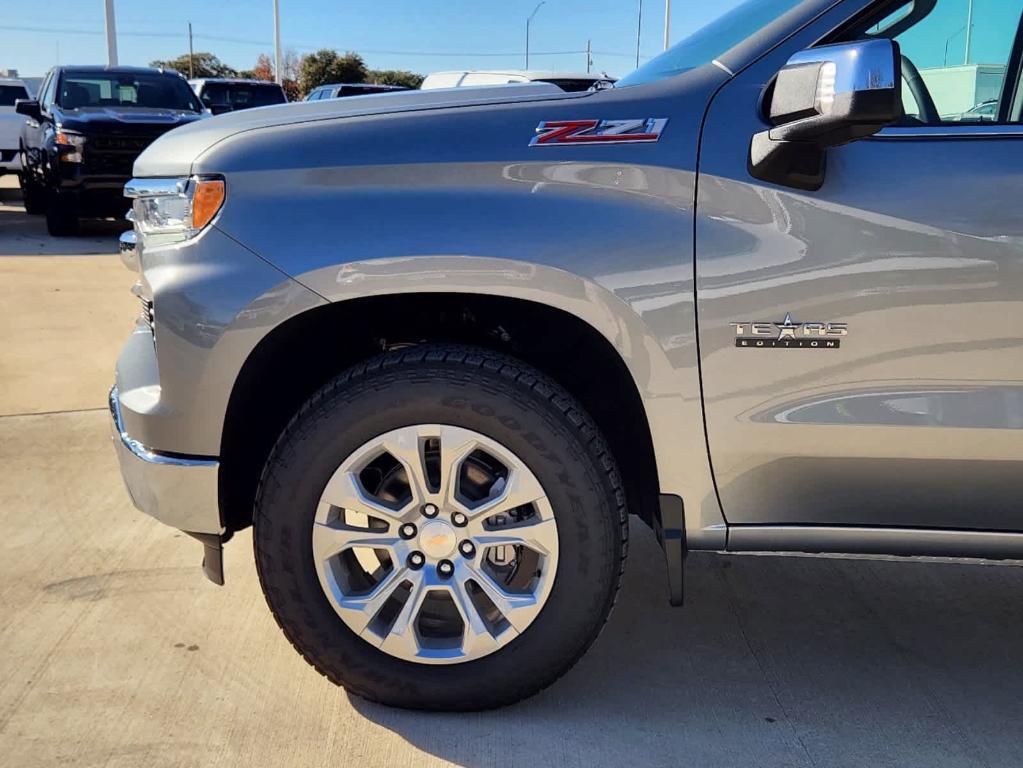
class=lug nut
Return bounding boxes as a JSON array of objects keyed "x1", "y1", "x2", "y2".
[
  {"x1": 459, "y1": 540, "x2": 476, "y2": 558},
  {"x1": 437, "y1": 559, "x2": 454, "y2": 578},
  {"x1": 407, "y1": 552, "x2": 425, "y2": 570},
  {"x1": 399, "y1": 523, "x2": 417, "y2": 540},
  {"x1": 422, "y1": 503, "x2": 439, "y2": 518},
  {"x1": 451, "y1": 511, "x2": 468, "y2": 527}
]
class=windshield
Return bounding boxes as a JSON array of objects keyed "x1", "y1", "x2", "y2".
[
  {"x1": 199, "y1": 83, "x2": 286, "y2": 109},
  {"x1": 0, "y1": 85, "x2": 29, "y2": 106},
  {"x1": 59, "y1": 71, "x2": 202, "y2": 111},
  {"x1": 617, "y1": 0, "x2": 806, "y2": 86}
]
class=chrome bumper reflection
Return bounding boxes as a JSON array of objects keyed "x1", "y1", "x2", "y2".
[
  {"x1": 119, "y1": 229, "x2": 138, "y2": 271},
  {"x1": 109, "y1": 386, "x2": 223, "y2": 535}
]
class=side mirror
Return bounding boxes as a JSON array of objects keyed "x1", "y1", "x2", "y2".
[
  {"x1": 749, "y1": 39, "x2": 903, "y2": 191},
  {"x1": 209, "y1": 103, "x2": 233, "y2": 115},
  {"x1": 15, "y1": 99, "x2": 42, "y2": 122}
]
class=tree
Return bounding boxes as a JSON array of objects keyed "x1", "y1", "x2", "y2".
[
  {"x1": 251, "y1": 53, "x2": 274, "y2": 82},
  {"x1": 250, "y1": 51, "x2": 301, "y2": 100},
  {"x1": 367, "y1": 69, "x2": 424, "y2": 89},
  {"x1": 150, "y1": 52, "x2": 238, "y2": 79},
  {"x1": 299, "y1": 49, "x2": 368, "y2": 94}
]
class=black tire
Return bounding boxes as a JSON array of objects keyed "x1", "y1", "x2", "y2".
[
  {"x1": 19, "y1": 174, "x2": 46, "y2": 215},
  {"x1": 45, "y1": 190, "x2": 79, "y2": 237},
  {"x1": 254, "y1": 344, "x2": 628, "y2": 710}
]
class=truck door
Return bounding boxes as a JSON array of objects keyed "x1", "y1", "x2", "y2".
[{"x1": 696, "y1": 0, "x2": 1023, "y2": 536}]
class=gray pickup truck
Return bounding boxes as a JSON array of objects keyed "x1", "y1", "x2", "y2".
[{"x1": 111, "y1": 0, "x2": 1023, "y2": 710}]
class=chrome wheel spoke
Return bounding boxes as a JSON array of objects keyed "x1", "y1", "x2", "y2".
[
  {"x1": 379, "y1": 427, "x2": 431, "y2": 501},
  {"x1": 336, "y1": 566, "x2": 410, "y2": 635},
  {"x1": 312, "y1": 520, "x2": 401, "y2": 562},
  {"x1": 320, "y1": 471, "x2": 404, "y2": 520},
  {"x1": 474, "y1": 516, "x2": 559, "y2": 557},
  {"x1": 463, "y1": 564, "x2": 540, "y2": 633},
  {"x1": 449, "y1": 569, "x2": 501, "y2": 656},
  {"x1": 465, "y1": 467, "x2": 547, "y2": 522},
  {"x1": 378, "y1": 571, "x2": 428, "y2": 658},
  {"x1": 435, "y1": 425, "x2": 479, "y2": 509}
]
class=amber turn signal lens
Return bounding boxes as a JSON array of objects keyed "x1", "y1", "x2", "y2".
[{"x1": 191, "y1": 179, "x2": 225, "y2": 230}]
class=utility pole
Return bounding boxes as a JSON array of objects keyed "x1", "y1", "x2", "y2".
[
  {"x1": 663, "y1": 0, "x2": 671, "y2": 51},
  {"x1": 188, "y1": 22, "x2": 195, "y2": 78},
  {"x1": 636, "y1": 0, "x2": 644, "y2": 69},
  {"x1": 964, "y1": 0, "x2": 974, "y2": 65},
  {"x1": 273, "y1": 0, "x2": 283, "y2": 84},
  {"x1": 586, "y1": 40, "x2": 593, "y2": 73},
  {"x1": 526, "y1": 2, "x2": 546, "y2": 70},
  {"x1": 103, "y1": 0, "x2": 118, "y2": 66}
]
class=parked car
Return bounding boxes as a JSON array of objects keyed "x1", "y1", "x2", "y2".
[
  {"x1": 112, "y1": 0, "x2": 1023, "y2": 711},
  {"x1": 305, "y1": 83, "x2": 411, "y2": 101},
  {"x1": 943, "y1": 98, "x2": 998, "y2": 122},
  {"x1": 420, "y1": 69, "x2": 614, "y2": 92},
  {"x1": 0, "y1": 78, "x2": 31, "y2": 175},
  {"x1": 17, "y1": 65, "x2": 206, "y2": 236},
  {"x1": 189, "y1": 78, "x2": 287, "y2": 114}
]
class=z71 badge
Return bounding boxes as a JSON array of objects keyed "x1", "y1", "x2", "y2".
[
  {"x1": 530, "y1": 118, "x2": 668, "y2": 146},
  {"x1": 731, "y1": 313, "x2": 848, "y2": 349}
]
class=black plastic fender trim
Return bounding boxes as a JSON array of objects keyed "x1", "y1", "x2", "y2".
[
  {"x1": 186, "y1": 531, "x2": 225, "y2": 586},
  {"x1": 655, "y1": 494, "x2": 686, "y2": 606}
]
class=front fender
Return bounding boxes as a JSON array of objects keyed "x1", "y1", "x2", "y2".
[
  {"x1": 207, "y1": 73, "x2": 728, "y2": 546},
  {"x1": 238, "y1": 247, "x2": 724, "y2": 548}
]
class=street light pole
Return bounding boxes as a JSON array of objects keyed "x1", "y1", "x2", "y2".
[
  {"x1": 526, "y1": 1, "x2": 546, "y2": 70},
  {"x1": 663, "y1": 0, "x2": 671, "y2": 51},
  {"x1": 273, "y1": 0, "x2": 283, "y2": 84},
  {"x1": 636, "y1": 0, "x2": 644, "y2": 69},
  {"x1": 188, "y1": 22, "x2": 195, "y2": 79},
  {"x1": 964, "y1": 0, "x2": 974, "y2": 65},
  {"x1": 103, "y1": 0, "x2": 118, "y2": 66}
]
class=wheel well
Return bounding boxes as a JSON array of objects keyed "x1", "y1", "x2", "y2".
[{"x1": 219, "y1": 293, "x2": 661, "y2": 535}]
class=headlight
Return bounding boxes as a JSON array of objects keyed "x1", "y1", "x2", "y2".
[
  {"x1": 55, "y1": 129, "x2": 86, "y2": 163},
  {"x1": 124, "y1": 176, "x2": 225, "y2": 246}
]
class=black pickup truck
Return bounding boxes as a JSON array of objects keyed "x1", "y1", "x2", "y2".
[{"x1": 17, "y1": 66, "x2": 207, "y2": 236}]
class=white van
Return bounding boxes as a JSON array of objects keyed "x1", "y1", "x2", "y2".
[
  {"x1": 0, "y1": 78, "x2": 30, "y2": 175},
  {"x1": 420, "y1": 70, "x2": 613, "y2": 92}
]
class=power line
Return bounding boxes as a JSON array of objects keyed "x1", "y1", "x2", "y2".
[
  {"x1": 0, "y1": 23, "x2": 178, "y2": 38},
  {"x1": 0, "y1": 23, "x2": 639, "y2": 62}
]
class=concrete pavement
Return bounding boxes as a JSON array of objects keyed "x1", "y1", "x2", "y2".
[{"x1": 2, "y1": 178, "x2": 1023, "y2": 767}]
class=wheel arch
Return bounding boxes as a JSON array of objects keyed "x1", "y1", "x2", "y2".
[
  {"x1": 220, "y1": 277, "x2": 673, "y2": 537},
  {"x1": 220, "y1": 290, "x2": 661, "y2": 533},
  {"x1": 218, "y1": 256, "x2": 724, "y2": 551}
]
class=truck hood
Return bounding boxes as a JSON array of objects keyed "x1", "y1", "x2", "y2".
[
  {"x1": 55, "y1": 107, "x2": 206, "y2": 135},
  {"x1": 134, "y1": 82, "x2": 583, "y2": 178}
]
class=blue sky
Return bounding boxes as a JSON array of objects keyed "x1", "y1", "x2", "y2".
[
  {"x1": 1, "y1": 0, "x2": 741, "y2": 79},
  {"x1": 1, "y1": 0, "x2": 1016, "y2": 80}
]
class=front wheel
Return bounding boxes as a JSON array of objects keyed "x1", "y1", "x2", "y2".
[
  {"x1": 18, "y1": 152, "x2": 46, "y2": 215},
  {"x1": 45, "y1": 190, "x2": 79, "y2": 237},
  {"x1": 253, "y1": 345, "x2": 627, "y2": 710}
]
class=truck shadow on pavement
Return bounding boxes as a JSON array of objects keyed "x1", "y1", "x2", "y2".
[
  {"x1": 0, "y1": 192, "x2": 129, "y2": 257},
  {"x1": 352, "y1": 524, "x2": 1023, "y2": 768}
]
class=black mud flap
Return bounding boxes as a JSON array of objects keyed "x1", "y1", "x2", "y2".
[
  {"x1": 654, "y1": 494, "x2": 686, "y2": 606},
  {"x1": 186, "y1": 532, "x2": 225, "y2": 586}
]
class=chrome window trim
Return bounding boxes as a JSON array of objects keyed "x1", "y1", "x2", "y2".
[
  {"x1": 124, "y1": 177, "x2": 188, "y2": 199},
  {"x1": 109, "y1": 387, "x2": 217, "y2": 467},
  {"x1": 872, "y1": 124, "x2": 1023, "y2": 140}
]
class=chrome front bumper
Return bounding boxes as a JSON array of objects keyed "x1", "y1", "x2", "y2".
[{"x1": 109, "y1": 386, "x2": 223, "y2": 537}]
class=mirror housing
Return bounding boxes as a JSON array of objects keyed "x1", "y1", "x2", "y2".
[
  {"x1": 209, "y1": 103, "x2": 233, "y2": 115},
  {"x1": 750, "y1": 39, "x2": 903, "y2": 191},
  {"x1": 15, "y1": 99, "x2": 42, "y2": 122}
]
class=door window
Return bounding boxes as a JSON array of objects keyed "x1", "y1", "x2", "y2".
[{"x1": 842, "y1": 0, "x2": 1023, "y2": 124}]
